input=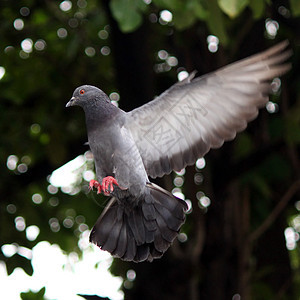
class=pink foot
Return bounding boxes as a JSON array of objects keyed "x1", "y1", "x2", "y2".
[
  {"x1": 89, "y1": 179, "x2": 102, "y2": 194},
  {"x1": 89, "y1": 177, "x2": 121, "y2": 196},
  {"x1": 102, "y1": 176, "x2": 119, "y2": 196}
]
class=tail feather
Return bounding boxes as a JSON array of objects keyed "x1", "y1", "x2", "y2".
[
  {"x1": 134, "y1": 244, "x2": 150, "y2": 262},
  {"x1": 122, "y1": 233, "x2": 136, "y2": 261},
  {"x1": 153, "y1": 225, "x2": 171, "y2": 252},
  {"x1": 154, "y1": 202, "x2": 184, "y2": 231},
  {"x1": 127, "y1": 206, "x2": 145, "y2": 245},
  {"x1": 112, "y1": 222, "x2": 127, "y2": 258},
  {"x1": 89, "y1": 183, "x2": 187, "y2": 262},
  {"x1": 142, "y1": 202, "x2": 156, "y2": 220},
  {"x1": 155, "y1": 212, "x2": 178, "y2": 242}
]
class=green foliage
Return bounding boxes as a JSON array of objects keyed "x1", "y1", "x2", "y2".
[
  {"x1": 218, "y1": 0, "x2": 249, "y2": 18},
  {"x1": 0, "y1": 0, "x2": 299, "y2": 299},
  {"x1": 110, "y1": 0, "x2": 148, "y2": 32},
  {"x1": 290, "y1": 0, "x2": 300, "y2": 16},
  {"x1": 20, "y1": 287, "x2": 46, "y2": 300},
  {"x1": 249, "y1": 0, "x2": 265, "y2": 19}
]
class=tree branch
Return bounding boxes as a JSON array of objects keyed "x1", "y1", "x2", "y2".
[{"x1": 249, "y1": 180, "x2": 300, "y2": 242}]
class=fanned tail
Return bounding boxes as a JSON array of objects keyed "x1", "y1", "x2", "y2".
[{"x1": 89, "y1": 183, "x2": 187, "y2": 262}]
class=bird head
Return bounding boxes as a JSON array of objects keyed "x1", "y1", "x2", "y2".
[{"x1": 66, "y1": 85, "x2": 110, "y2": 108}]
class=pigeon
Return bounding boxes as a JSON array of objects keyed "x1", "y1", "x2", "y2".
[{"x1": 66, "y1": 41, "x2": 291, "y2": 262}]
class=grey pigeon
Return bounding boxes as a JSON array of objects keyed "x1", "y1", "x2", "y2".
[{"x1": 66, "y1": 41, "x2": 291, "y2": 262}]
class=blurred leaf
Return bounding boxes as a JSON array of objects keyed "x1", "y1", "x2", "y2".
[
  {"x1": 284, "y1": 102, "x2": 300, "y2": 144},
  {"x1": 173, "y1": 10, "x2": 197, "y2": 30},
  {"x1": 110, "y1": 0, "x2": 147, "y2": 32},
  {"x1": 259, "y1": 154, "x2": 292, "y2": 182},
  {"x1": 251, "y1": 174, "x2": 272, "y2": 198},
  {"x1": 206, "y1": 0, "x2": 228, "y2": 44},
  {"x1": 191, "y1": 0, "x2": 209, "y2": 20},
  {"x1": 152, "y1": 0, "x2": 182, "y2": 10},
  {"x1": 234, "y1": 132, "x2": 254, "y2": 160},
  {"x1": 218, "y1": 0, "x2": 249, "y2": 18},
  {"x1": 290, "y1": 0, "x2": 300, "y2": 16},
  {"x1": 6, "y1": 254, "x2": 33, "y2": 276},
  {"x1": 20, "y1": 287, "x2": 46, "y2": 300},
  {"x1": 249, "y1": 0, "x2": 265, "y2": 19}
]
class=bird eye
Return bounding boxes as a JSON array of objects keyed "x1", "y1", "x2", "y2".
[{"x1": 79, "y1": 89, "x2": 85, "y2": 95}]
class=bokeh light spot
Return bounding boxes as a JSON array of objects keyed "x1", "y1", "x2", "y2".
[
  {"x1": 184, "y1": 199, "x2": 192, "y2": 214},
  {"x1": 60, "y1": 0, "x2": 72, "y2": 12},
  {"x1": 47, "y1": 184, "x2": 58, "y2": 194},
  {"x1": 0, "y1": 66, "x2": 6, "y2": 80},
  {"x1": 266, "y1": 101, "x2": 279, "y2": 114},
  {"x1": 178, "y1": 71, "x2": 189, "y2": 81},
  {"x1": 7, "y1": 204, "x2": 17, "y2": 214},
  {"x1": 7, "y1": 155, "x2": 18, "y2": 170},
  {"x1": 199, "y1": 196, "x2": 211, "y2": 208},
  {"x1": 109, "y1": 92, "x2": 120, "y2": 101},
  {"x1": 63, "y1": 218, "x2": 74, "y2": 228},
  {"x1": 77, "y1": 0, "x2": 87, "y2": 8},
  {"x1": 20, "y1": 7, "x2": 30, "y2": 16},
  {"x1": 4, "y1": 46, "x2": 14, "y2": 54},
  {"x1": 194, "y1": 173, "x2": 204, "y2": 185},
  {"x1": 34, "y1": 39, "x2": 46, "y2": 51},
  {"x1": 196, "y1": 158, "x2": 206, "y2": 169},
  {"x1": 68, "y1": 18, "x2": 79, "y2": 28},
  {"x1": 85, "y1": 46, "x2": 96, "y2": 57},
  {"x1": 32, "y1": 193, "x2": 43, "y2": 204},
  {"x1": 31, "y1": 123, "x2": 41, "y2": 134},
  {"x1": 17, "y1": 163, "x2": 28, "y2": 173},
  {"x1": 49, "y1": 197, "x2": 59, "y2": 207},
  {"x1": 126, "y1": 269, "x2": 136, "y2": 281},
  {"x1": 49, "y1": 218, "x2": 60, "y2": 232},
  {"x1": 278, "y1": 6, "x2": 290, "y2": 18},
  {"x1": 98, "y1": 30, "x2": 109, "y2": 40},
  {"x1": 160, "y1": 10, "x2": 173, "y2": 23},
  {"x1": 14, "y1": 19, "x2": 24, "y2": 31},
  {"x1": 295, "y1": 201, "x2": 300, "y2": 211},
  {"x1": 174, "y1": 176, "x2": 184, "y2": 187},
  {"x1": 175, "y1": 168, "x2": 186, "y2": 176},
  {"x1": 57, "y1": 28, "x2": 68, "y2": 39},
  {"x1": 271, "y1": 77, "x2": 281, "y2": 93},
  {"x1": 15, "y1": 216, "x2": 26, "y2": 231},
  {"x1": 167, "y1": 56, "x2": 178, "y2": 67},
  {"x1": 265, "y1": 19, "x2": 279, "y2": 38},
  {"x1": 284, "y1": 227, "x2": 297, "y2": 250},
  {"x1": 100, "y1": 46, "x2": 110, "y2": 56},
  {"x1": 21, "y1": 38, "x2": 33, "y2": 53},
  {"x1": 158, "y1": 49, "x2": 168, "y2": 60},
  {"x1": 178, "y1": 232, "x2": 188, "y2": 243},
  {"x1": 1, "y1": 244, "x2": 18, "y2": 257},
  {"x1": 207, "y1": 35, "x2": 219, "y2": 53},
  {"x1": 26, "y1": 225, "x2": 40, "y2": 241}
]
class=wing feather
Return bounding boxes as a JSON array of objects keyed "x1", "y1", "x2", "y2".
[{"x1": 126, "y1": 41, "x2": 291, "y2": 178}]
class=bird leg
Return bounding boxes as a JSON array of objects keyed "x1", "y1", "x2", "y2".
[
  {"x1": 102, "y1": 176, "x2": 119, "y2": 196},
  {"x1": 89, "y1": 179, "x2": 102, "y2": 194},
  {"x1": 89, "y1": 176, "x2": 120, "y2": 196}
]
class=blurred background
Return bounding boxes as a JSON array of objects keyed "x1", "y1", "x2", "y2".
[{"x1": 0, "y1": 0, "x2": 300, "y2": 299}]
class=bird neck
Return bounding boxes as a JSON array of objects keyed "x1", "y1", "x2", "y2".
[{"x1": 83, "y1": 101, "x2": 121, "y2": 131}]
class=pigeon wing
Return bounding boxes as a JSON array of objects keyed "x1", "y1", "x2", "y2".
[{"x1": 126, "y1": 41, "x2": 291, "y2": 178}]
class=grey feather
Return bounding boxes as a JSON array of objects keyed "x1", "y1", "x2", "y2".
[
  {"x1": 126, "y1": 41, "x2": 291, "y2": 178},
  {"x1": 67, "y1": 41, "x2": 291, "y2": 263}
]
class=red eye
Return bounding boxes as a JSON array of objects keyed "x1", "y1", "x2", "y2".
[{"x1": 79, "y1": 89, "x2": 85, "y2": 95}]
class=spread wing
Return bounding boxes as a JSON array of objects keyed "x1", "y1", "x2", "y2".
[{"x1": 125, "y1": 41, "x2": 291, "y2": 178}]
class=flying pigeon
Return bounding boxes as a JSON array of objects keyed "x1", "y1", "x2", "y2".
[{"x1": 66, "y1": 41, "x2": 291, "y2": 262}]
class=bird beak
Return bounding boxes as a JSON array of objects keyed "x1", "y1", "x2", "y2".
[{"x1": 66, "y1": 97, "x2": 76, "y2": 107}]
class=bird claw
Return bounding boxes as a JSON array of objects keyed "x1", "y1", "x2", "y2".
[
  {"x1": 89, "y1": 177, "x2": 120, "y2": 196},
  {"x1": 89, "y1": 179, "x2": 102, "y2": 194},
  {"x1": 102, "y1": 176, "x2": 119, "y2": 196}
]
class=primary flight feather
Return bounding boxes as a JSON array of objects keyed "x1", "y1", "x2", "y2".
[{"x1": 66, "y1": 41, "x2": 291, "y2": 262}]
